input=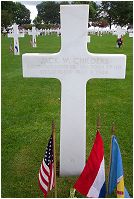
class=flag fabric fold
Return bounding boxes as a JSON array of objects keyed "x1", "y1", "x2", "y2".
[
  {"x1": 74, "y1": 130, "x2": 106, "y2": 198},
  {"x1": 108, "y1": 135, "x2": 130, "y2": 198},
  {"x1": 15, "y1": 44, "x2": 18, "y2": 53},
  {"x1": 38, "y1": 135, "x2": 54, "y2": 197}
]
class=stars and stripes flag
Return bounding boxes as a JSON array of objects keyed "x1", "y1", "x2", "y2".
[
  {"x1": 74, "y1": 130, "x2": 106, "y2": 198},
  {"x1": 38, "y1": 135, "x2": 54, "y2": 197}
]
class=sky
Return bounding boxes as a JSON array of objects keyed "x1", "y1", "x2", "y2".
[
  {"x1": 24, "y1": 4, "x2": 38, "y2": 22},
  {"x1": 17, "y1": 1, "x2": 42, "y2": 22}
]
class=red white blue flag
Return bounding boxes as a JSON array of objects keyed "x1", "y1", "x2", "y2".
[
  {"x1": 38, "y1": 135, "x2": 54, "y2": 197},
  {"x1": 74, "y1": 130, "x2": 106, "y2": 198}
]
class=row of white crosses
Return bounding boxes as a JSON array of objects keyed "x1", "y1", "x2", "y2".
[
  {"x1": 22, "y1": 5, "x2": 126, "y2": 176},
  {"x1": 127, "y1": 28, "x2": 133, "y2": 38},
  {"x1": 8, "y1": 24, "x2": 24, "y2": 55},
  {"x1": 27, "y1": 27, "x2": 61, "y2": 48},
  {"x1": 88, "y1": 26, "x2": 111, "y2": 36},
  {"x1": 31, "y1": 28, "x2": 58, "y2": 36},
  {"x1": 88, "y1": 26, "x2": 129, "y2": 38},
  {"x1": 31, "y1": 28, "x2": 61, "y2": 36},
  {"x1": 42, "y1": 28, "x2": 61, "y2": 36},
  {"x1": 8, "y1": 25, "x2": 40, "y2": 54},
  {"x1": 8, "y1": 25, "x2": 62, "y2": 54},
  {"x1": 28, "y1": 27, "x2": 61, "y2": 37}
]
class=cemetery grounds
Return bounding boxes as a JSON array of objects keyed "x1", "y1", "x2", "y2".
[{"x1": 1, "y1": 33, "x2": 133, "y2": 197}]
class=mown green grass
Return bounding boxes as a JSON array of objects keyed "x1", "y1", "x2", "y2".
[{"x1": 1, "y1": 34, "x2": 133, "y2": 197}]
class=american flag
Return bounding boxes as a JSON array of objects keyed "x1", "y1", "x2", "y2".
[{"x1": 39, "y1": 135, "x2": 54, "y2": 197}]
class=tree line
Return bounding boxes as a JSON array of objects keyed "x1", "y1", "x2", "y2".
[
  {"x1": 1, "y1": 1, "x2": 133, "y2": 29},
  {"x1": 1, "y1": 1, "x2": 31, "y2": 28}
]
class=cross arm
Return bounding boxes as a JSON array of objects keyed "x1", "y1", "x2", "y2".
[
  {"x1": 8, "y1": 33, "x2": 24, "y2": 38},
  {"x1": 8, "y1": 34, "x2": 13, "y2": 38},
  {"x1": 87, "y1": 53, "x2": 126, "y2": 79},
  {"x1": 22, "y1": 53, "x2": 63, "y2": 80}
]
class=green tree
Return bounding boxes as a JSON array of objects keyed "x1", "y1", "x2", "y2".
[
  {"x1": 1, "y1": 1, "x2": 31, "y2": 27},
  {"x1": 1, "y1": 1, "x2": 15, "y2": 27},
  {"x1": 111, "y1": 1, "x2": 133, "y2": 26},
  {"x1": 33, "y1": 16, "x2": 42, "y2": 26},
  {"x1": 1, "y1": 10, "x2": 13, "y2": 28},
  {"x1": 36, "y1": 1, "x2": 60, "y2": 24},
  {"x1": 13, "y1": 2, "x2": 31, "y2": 25},
  {"x1": 100, "y1": 1, "x2": 133, "y2": 28},
  {"x1": 1, "y1": 1, "x2": 15, "y2": 12},
  {"x1": 59, "y1": 1, "x2": 70, "y2": 5},
  {"x1": 21, "y1": 24, "x2": 32, "y2": 30},
  {"x1": 36, "y1": 1, "x2": 98, "y2": 25},
  {"x1": 99, "y1": 2, "x2": 113, "y2": 29}
]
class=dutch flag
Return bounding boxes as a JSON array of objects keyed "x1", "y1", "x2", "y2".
[{"x1": 74, "y1": 130, "x2": 106, "y2": 198}]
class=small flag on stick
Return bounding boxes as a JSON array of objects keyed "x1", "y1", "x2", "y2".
[
  {"x1": 38, "y1": 134, "x2": 54, "y2": 197},
  {"x1": 52, "y1": 121, "x2": 57, "y2": 198},
  {"x1": 108, "y1": 135, "x2": 130, "y2": 198}
]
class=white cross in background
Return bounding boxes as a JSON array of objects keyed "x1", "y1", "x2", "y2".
[
  {"x1": 115, "y1": 26, "x2": 126, "y2": 38},
  {"x1": 28, "y1": 27, "x2": 38, "y2": 47},
  {"x1": 8, "y1": 24, "x2": 24, "y2": 55},
  {"x1": 22, "y1": 5, "x2": 126, "y2": 176}
]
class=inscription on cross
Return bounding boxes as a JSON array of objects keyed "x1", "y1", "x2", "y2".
[
  {"x1": 22, "y1": 5, "x2": 126, "y2": 176},
  {"x1": 8, "y1": 24, "x2": 24, "y2": 55}
]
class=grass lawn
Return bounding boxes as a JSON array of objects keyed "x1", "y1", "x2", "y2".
[{"x1": 1, "y1": 33, "x2": 133, "y2": 198}]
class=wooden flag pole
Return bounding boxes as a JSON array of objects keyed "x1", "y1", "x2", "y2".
[
  {"x1": 52, "y1": 121, "x2": 57, "y2": 198},
  {"x1": 107, "y1": 122, "x2": 116, "y2": 197},
  {"x1": 96, "y1": 113, "x2": 101, "y2": 131}
]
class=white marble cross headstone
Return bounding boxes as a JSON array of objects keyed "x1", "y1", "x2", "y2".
[
  {"x1": 8, "y1": 24, "x2": 24, "y2": 55},
  {"x1": 115, "y1": 26, "x2": 126, "y2": 38},
  {"x1": 47, "y1": 29, "x2": 50, "y2": 35},
  {"x1": 28, "y1": 27, "x2": 37, "y2": 47},
  {"x1": 44, "y1": 29, "x2": 47, "y2": 36},
  {"x1": 22, "y1": 5, "x2": 126, "y2": 176},
  {"x1": 57, "y1": 28, "x2": 60, "y2": 36},
  {"x1": 129, "y1": 33, "x2": 133, "y2": 37},
  {"x1": 2, "y1": 27, "x2": 7, "y2": 34}
]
